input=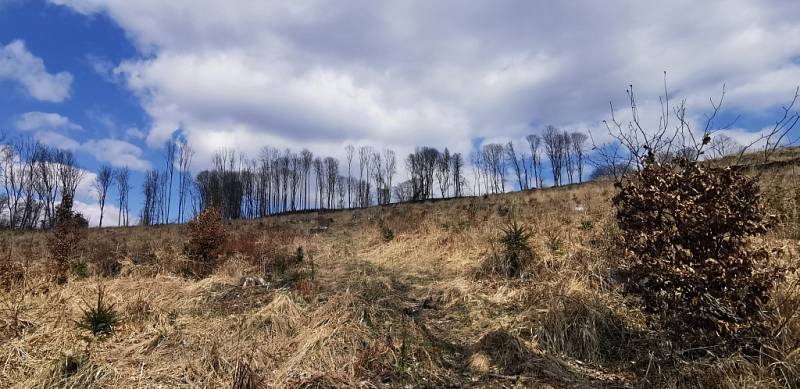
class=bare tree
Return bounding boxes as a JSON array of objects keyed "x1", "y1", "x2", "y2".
[
  {"x1": 543, "y1": 126, "x2": 566, "y2": 186},
  {"x1": 1, "y1": 140, "x2": 24, "y2": 229},
  {"x1": 313, "y1": 157, "x2": 324, "y2": 209},
  {"x1": 324, "y1": 157, "x2": 338, "y2": 208},
  {"x1": 93, "y1": 164, "x2": 113, "y2": 228},
  {"x1": 756, "y1": 87, "x2": 800, "y2": 163},
  {"x1": 451, "y1": 152, "x2": 465, "y2": 197},
  {"x1": 563, "y1": 131, "x2": 575, "y2": 184},
  {"x1": 482, "y1": 143, "x2": 505, "y2": 193},
  {"x1": 470, "y1": 150, "x2": 483, "y2": 195},
  {"x1": 505, "y1": 141, "x2": 526, "y2": 190},
  {"x1": 525, "y1": 134, "x2": 544, "y2": 188},
  {"x1": 383, "y1": 149, "x2": 396, "y2": 204},
  {"x1": 436, "y1": 148, "x2": 452, "y2": 198},
  {"x1": 707, "y1": 134, "x2": 741, "y2": 158},
  {"x1": 300, "y1": 149, "x2": 313, "y2": 209},
  {"x1": 162, "y1": 139, "x2": 177, "y2": 223},
  {"x1": 57, "y1": 151, "x2": 84, "y2": 202},
  {"x1": 393, "y1": 180, "x2": 413, "y2": 203},
  {"x1": 115, "y1": 167, "x2": 130, "y2": 226},
  {"x1": 177, "y1": 140, "x2": 194, "y2": 223},
  {"x1": 358, "y1": 146, "x2": 373, "y2": 207},
  {"x1": 406, "y1": 147, "x2": 440, "y2": 200},
  {"x1": 590, "y1": 76, "x2": 789, "y2": 180},
  {"x1": 345, "y1": 144, "x2": 354, "y2": 207},
  {"x1": 570, "y1": 131, "x2": 589, "y2": 183},
  {"x1": 141, "y1": 169, "x2": 159, "y2": 226}
]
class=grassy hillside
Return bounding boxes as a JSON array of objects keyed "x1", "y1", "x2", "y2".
[{"x1": 2, "y1": 155, "x2": 800, "y2": 388}]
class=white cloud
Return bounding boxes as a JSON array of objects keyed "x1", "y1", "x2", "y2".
[
  {"x1": 16, "y1": 111, "x2": 83, "y2": 131},
  {"x1": 81, "y1": 138, "x2": 152, "y2": 171},
  {"x1": 0, "y1": 40, "x2": 73, "y2": 102},
  {"x1": 74, "y1": 199, "x2": 138, "y2": 227},
  {"x1": 13, "y1": 110, "x2": 151, "y2": 172},
  {"x1": 85, "y1": 109, "x2": 116, "y2": 129},
  {"x1": 124, "y1": 127, "x2": 145, "y2": 140},
  {"x1": 33, "y1": 130, "x2": 81, "y2": 150},
  {"x1": 49, "y1": 0, "x2": 800, "y2": 167}
]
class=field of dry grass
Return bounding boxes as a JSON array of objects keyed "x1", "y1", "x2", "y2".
[{"x1": 2, "y1": 159, "x2": 800, "y2": 388}]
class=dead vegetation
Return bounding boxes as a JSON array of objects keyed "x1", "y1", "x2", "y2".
[
  {"x1": 615, "y1": 157, "x2": 787, "y2": 355},
  {"x1": 47, "y1": 193, "x2": 86, "y2": 284},
  {"x1": 2, "y1": 151, "x2": 800, "y2": 387},
  {"x1": 183, "y1": 207, "x2": 226, "y2": 278}
]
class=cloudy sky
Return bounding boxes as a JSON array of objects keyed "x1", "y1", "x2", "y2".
[{"x1": 1, "y1": 0, "x2": 800, "y2": 225}]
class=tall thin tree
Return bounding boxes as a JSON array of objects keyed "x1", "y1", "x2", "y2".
[{"x1": 93, "y1": 164, "x2": 113, "y2": 228}]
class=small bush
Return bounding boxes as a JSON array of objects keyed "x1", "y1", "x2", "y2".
[
  {"x1": 47, "y1": 193, "x2": 86, "y2": 284},
  {"x1": 183, "y1": 207, "x2": 226, "y2": 278},
  {"x1": 130, "y1": 242, "x2": 157, "y2": 265},
  {"x1": 71, "y1": 261, "x2": 89, "y2": 279},
  {"x1": 262, "y1": 246, "x2": 305, "y2": 284},
  {"x1": 478, "y1": 221, "x2": 534, "y2": 278},
  {"x1": 76, "y1": 285, "x2": 120, "y2": 341},
  {"x1": 0, "y1": 257, "x2": 25, "y2": 290},
  {"x1": 124, "y1": 293, "x2": 152, "y2": 322},
  {"x1": 545, "y1": 230, "x2": 563, "y2": 255},
  {"x1": 614, "y1": 158, "x2": 784, "y2": 351},
  {"x1": 379, "y1": 220, "x2": 394, "y2": 242},
  {"x1": 87, "y1": 240, "x2": 121, "y2": 277}
]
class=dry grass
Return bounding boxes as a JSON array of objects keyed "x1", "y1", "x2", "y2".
[{"x1": 2, "y1": 153, "x2": 800, "y2": 387}]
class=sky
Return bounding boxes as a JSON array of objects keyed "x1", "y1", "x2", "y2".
[{"x1": 1, "y1": 0, "x2": 800, "y2": 226}]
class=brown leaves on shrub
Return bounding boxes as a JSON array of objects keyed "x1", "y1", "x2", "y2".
[
  {"x1": 614, "y1": 158, "x2": 785, "y2": 351},
  {"x1": 183, "y1": 207, "x2": 226, "y2": 278},
  {"x1": 47, "y1": 193, "x2": 86, "y2": 284}
]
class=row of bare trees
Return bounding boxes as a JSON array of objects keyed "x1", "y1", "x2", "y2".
[
  {"x1": 0, "y1": 127, "x2": 600, "y2": 229},
  {"x1": 186, "y1": 145, "x2": 399, "y2": 220},
  {"x1": 0, "y1": 133, "x2": 143, "y2": 229},
  {"x1": 401, "y1": 147, "x2": 465, "y2": 201},
  {"x1": 0, "y1": 136, "x2": 85, "y2": 229},
  {"x1": 140, "y1": 139, "x2": 193, "y2": 225},
  {"x1": 471, "y1": 129, "x2": 589, "y2": 195}
]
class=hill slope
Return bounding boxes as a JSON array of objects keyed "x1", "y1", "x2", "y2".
[{"x1": 2, "y1": 157, "x2": 800, "y2": 388}]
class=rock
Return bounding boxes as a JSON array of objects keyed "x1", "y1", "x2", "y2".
[
  {"x1": 239, "y1": 276, "x2": 267, "y2": 287},
  {"x1": 309, "y1": 225, "x2": 329, "y2": 234}
]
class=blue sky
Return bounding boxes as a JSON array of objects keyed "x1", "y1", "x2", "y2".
[
  {"x1": 0, "y1": 0, "x2": 161, "y2": 224},
  {"x1": 0, "y1": 1, "x2": 144, "y2": 143},
  {"x1": 2, "y1": 0, "x2": 800, "y2": 225}
]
